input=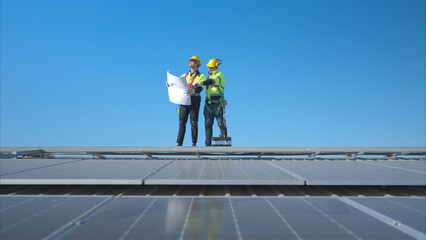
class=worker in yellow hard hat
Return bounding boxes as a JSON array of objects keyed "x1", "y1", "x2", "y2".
[
  {"x1": 166, "y1": 56, "x2": 206, "y2": 146},
  {"x1": 192, "y1": 58, "x2": 227, "y2": 146}
]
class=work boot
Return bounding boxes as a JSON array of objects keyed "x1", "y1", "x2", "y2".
[
  {"x1": 192, "y1": 143, "x2": 196, "y2": 146},
  {"x1": 177, "y1": 143, "x2": 182, "y2": 146}
]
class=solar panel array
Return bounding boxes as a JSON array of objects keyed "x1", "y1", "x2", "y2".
[
  {"x1": 1, "y1": 195, "x2": 424, "y2": 240},
  {"x1": 1, "y1": 155, "x2": 425, "y2": 239},
  {"x1": 1, "y1": 159, "x2": 425, "y2": 186}
]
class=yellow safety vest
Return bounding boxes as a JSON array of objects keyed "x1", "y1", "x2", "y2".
[
  {"x1": 206, "y1": 70, "x2": 225, "y2": 101},
  {"x1": 181, "y1": 71, "x2": 205, "y2": 96}
]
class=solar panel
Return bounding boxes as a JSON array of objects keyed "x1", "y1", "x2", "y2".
[
  {"x1": 0, "y1": 159, "x2": 81, "y2": 176},
  {"x1": 0, "y1": 160, "x2": 171, "y2": 185},
  {"x1": 144, "y1": 160, "x2": 304, "y2": 185},
  {"x1": 0, "y1": 195, "x2": 111, "y2": 240},
  {"x1": 59, "y1": 196, "x2": 240, "y2": 239},
  {"x1": 58, "y1": 196, "x2": 422, "y2": 240},
  {"x1": 270, "y1": 160, "x2": 426, "y2": 185},
  {"x1": 359, "y1": 160, "x2": 426, "y2": 173},
  {"x1": 235, "y1": 197, "x2": 415, "y2": 240},
  {"x1": 1, "y1": 195, "x2": 423, "y2": 239},
  {"x1": 348, "y1": 197, "x2": 426, "y2": 235}
]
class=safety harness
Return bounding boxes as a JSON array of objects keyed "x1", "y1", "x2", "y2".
[
  {"x1": 206, "y1": 76, "x2": 226, "y2": 116},
  {"x1": 185, "y1": 72, "x2": 198, "y2": 89},
  {"x1": 177, "y1": 71, "x2": 200, "y2": 114}
]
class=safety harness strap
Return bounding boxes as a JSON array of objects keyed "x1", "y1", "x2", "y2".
[
  {"x1": 206, "y1": 102, "x2": 222, "y2": 116},
  {"x1": 185, "y1": 72, "x2": 198, "y2": 89}
]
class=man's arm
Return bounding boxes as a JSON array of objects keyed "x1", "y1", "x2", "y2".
[
  {"x1": 202, "y1": 78, "x2": 214, "y2": 86},
  {"x1": 202, "y1": 73, "x2": 223, "y2": 86},
  {"x1": 194, "y1": 75, "x2": 206, "y2": 93}
]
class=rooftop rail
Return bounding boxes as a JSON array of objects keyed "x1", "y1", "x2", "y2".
[{"x1": 1, "y1": 146, "x2": 425, "y2": 159}]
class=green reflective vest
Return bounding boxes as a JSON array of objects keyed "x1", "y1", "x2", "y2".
[
  {"x1": 206, "y1": 70, "x2": 225, "y2": 101},
  {"x1": 181, "y1": 71, "x2": 206, "y2": 96}
]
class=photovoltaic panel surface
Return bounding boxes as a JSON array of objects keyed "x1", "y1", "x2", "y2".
[
  {"x1": 61, "y1": 197, "x2": 237, "y2": 240},
  {"x1": 61, "y1": 196, "x2": 421, "y2": 240},
  {"x1": 348, "y1": 197, "x2": 426, "y2": 234},
  {"x1": 270, "y1": 160, "x2": 426, "y2": 185},
  {"x1": 1, "y1": 195, "x2": 424, "y2": 240},
  {"x1": 0, "y1": 195, "x2": 111, "y2": 240},
  {"x1": 359, "y1": 160, "x2": 426, "y2": 173},
  {"x1": 0, "y1": 160, "x2": 171, "y2": 185},
  {"x1": 2, "y1": 159, "x2": 425, "y2": 186},
  {"x1": 0, "y1": 159, "x2": 81, "y2": 176},
  {"x1": 144, "y1": 160, "x2": 304, "y2": 185}
]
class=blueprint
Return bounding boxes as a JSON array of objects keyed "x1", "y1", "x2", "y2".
[{"x1": 167, "y1": 71, "x2": 191, "y2": 105}]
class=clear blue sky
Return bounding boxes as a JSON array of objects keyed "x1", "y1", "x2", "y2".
[{"x1": 1, "y1": 0, "x2": 425, "y2": 147}]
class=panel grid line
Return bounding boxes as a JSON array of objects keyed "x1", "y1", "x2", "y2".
[
  {"x1": 301, "y1": 198, "x2": 362, "y2": 240},
  {"x1": 115, "y1": 163, "x2": 147, "y2": 179},
  {"x1": 197, "y1": 161, "x2": 207, "y2": 179},
  {"x1": 234, "y1": 161, "x2": 250, "y2": 179},
  {"x1": 179, "y1": 197, "x2": 194, "y2": 240},
  {"x1": 141, "y1": 160, "x2": 173, "y2": 184},
  {"x1": 48, "y1": 196, "x2": 118, "y2": 240},
  {"x1": 255, "y1": 162, "x2": 278, "y2": 180},
  {"x1": 265, "y1": 161, "x2": 307, "y2": 183},
  {"x1": 0, "y1": 196, "x2": 38, "y2": 213},
  {"x1": 86, "y1": 162, "x2": 135, "y2": 179},
  {"x1": 383, "y1": 198, "x2": 426, "y2": 215},
  {"x1": 264, "y1": 198, "x2": 302, "y2": 240},
  {"x1": 0, "y1": 160, "x2": 83, "y2": 177},
  {"x1": 219, "y1": 161, "x2": 226, "y2": 179},
  {"x1": 172, "y1": 161, "x2": 191, "y2": 179},
  {"x1": 359, "y1": 161, "x2": 426, "y2": 174},
  {"x1": 339, "y1": 197, "x2": 426, "y2": 240},
  {"x1": 119, "y1": 198, "x2": 157, "y2": 240},
  {"x1": 0, "y1": 198, "x2": 72, "y2": 234},
  {"x1": 228, "y1": 198, "x2": 242, "y2": 240}
]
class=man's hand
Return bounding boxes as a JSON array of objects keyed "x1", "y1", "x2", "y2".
[
  {"x1": 192, "y1": 82, "x2": 201, "y2": 88},
  {"x1": 185, "y1": 88, "x2": 195, "y2": 95},
  {"x1": 166, "y1": 81, "x2": 170, "y2": 87}
]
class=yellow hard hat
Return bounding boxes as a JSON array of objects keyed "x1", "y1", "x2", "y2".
[
  {"x1": 188, "y1": 56, "x2": 201, "y2": 66},
  {"x1": 206, "y1": 58, "x2": 222, "y2": 68}
]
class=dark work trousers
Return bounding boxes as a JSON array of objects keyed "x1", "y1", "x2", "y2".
[
  {"x1": 177, "y1": 95, "x2": 201, "y2": 145},
  {"x1": 204, "y1": 101, "x2": 227, "y2": 146}
]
